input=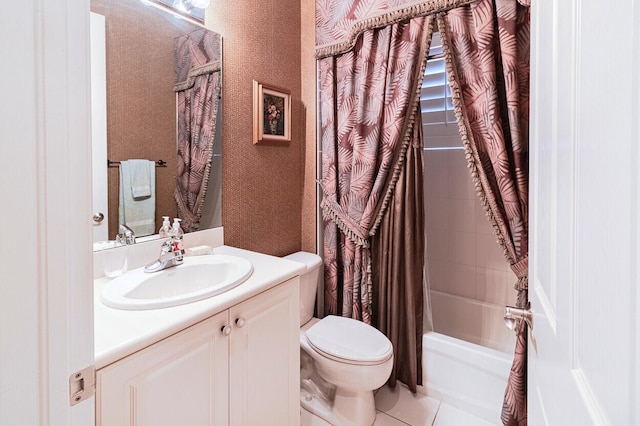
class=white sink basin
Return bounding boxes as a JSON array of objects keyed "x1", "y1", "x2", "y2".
[{"x1": 100, "y1": 255, "x2": 253, "y2": 310}]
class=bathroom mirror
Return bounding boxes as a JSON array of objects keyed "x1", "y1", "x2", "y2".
[{"x1": 91, "y1": 0, "x2": 222, "y2": 248}]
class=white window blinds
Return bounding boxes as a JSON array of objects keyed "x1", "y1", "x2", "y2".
[{"x1": 421, "y1": 32, "x2": 456, "y2": 126}]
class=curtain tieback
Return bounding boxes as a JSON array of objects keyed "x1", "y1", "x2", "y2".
[
  {"x1": 320, "y1": 200, "x2": 370, "y2": 248},
  {"x1": 174, "y1": 61, "x2": 221, "y2": 92},
  {"x1": 511, "y1": 256, "x2": 529, "y2": 307},
  {"x1": 510, "y1": 255, "x2": 529, "y2": 279}
]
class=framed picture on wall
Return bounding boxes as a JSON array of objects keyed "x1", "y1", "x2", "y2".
[{"x1": 252, "y1": 80, "x2": 291, "y2": 144}]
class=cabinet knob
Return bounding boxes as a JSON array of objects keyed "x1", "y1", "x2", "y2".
[
  {"x1": 235, "y1": 317, "x2": 246, "y2": 328},
  {"x1": 221, "y1": 325, "x2": 232, "y2": 336}
]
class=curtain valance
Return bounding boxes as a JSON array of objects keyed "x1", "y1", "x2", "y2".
[
  {"x1": 315, "y1": 0, "x2": 529, "y2": 58},
  {"x1": 315, "y1": 0, "x2": 474, "y2": 58},
  {"x1": 174, "y1": 29, "x2": 221, "y2": 91}
]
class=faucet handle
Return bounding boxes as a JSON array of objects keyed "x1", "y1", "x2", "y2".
[
  {"x1": 117, "y1": 224, "x2": 136, "y2": 245},
  {"x1": 162, "y1": 237, "x2": 184, "y2": 253},
  {"x1": 145, "y1": 238, "x2": 185, "y2": 273},
  {"x1": 159, "y1": 238, "x2": 176, "y2": 254}
]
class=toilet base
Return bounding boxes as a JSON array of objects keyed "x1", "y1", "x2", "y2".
[{"x1": 301, "y1": 384, "x2": 377, "y2": 426}]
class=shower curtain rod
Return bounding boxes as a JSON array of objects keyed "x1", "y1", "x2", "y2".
[{"x1": 107, "y1": 159, "x2": 167, "y2": 167}]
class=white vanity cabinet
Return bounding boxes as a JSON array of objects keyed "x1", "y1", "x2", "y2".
[{"x1": 96, "y1": 277, "x2": 300, "y2": 426}]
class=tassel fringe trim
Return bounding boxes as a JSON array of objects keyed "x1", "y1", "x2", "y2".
[{"x1": 321, "y1": 201, "x2": 370, "y2": 248}]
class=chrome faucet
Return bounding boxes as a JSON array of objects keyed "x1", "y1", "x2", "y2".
[
  {"x1": 144, "y1": 237, "x2": 185, "y2": 273},
  {"x1": 116, "y1": 224, "x2": 136, "y2": 245}
]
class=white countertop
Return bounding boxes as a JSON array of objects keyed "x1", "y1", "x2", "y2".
[{"x1": 94, "y1": 246, "x2": 305, "y2": 369}]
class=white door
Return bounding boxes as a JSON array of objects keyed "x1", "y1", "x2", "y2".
[
  {"x1": 91, "y1": 12, "x2": 109, "y2": 243},
  {"x1": 529, "y1": 0, "x2": 640, "y2": 424},
  {"x1": 0, "y1": 1, "x2": 94, "y2": 425}
]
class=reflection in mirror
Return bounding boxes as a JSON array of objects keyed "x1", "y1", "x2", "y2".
[{"x1": 90, "y1": 0, "x2": 222, "y2": 249}]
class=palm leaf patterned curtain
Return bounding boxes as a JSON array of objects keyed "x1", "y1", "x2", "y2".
[
  {"x1": 174, "y1": 28, "x2": 221, "y2": 232},
  {"x1": 316, "y1": 0, "x2": 530, "y2": 408},
  {"x1": 319, "y1": 16, "x2": 433, "y2": 390},
  {"x1": 319, "y1": 16, "x2": 432, "y2": 322},
  {"x1": 437, "y1": 1, "x2": 530, "y2": 424}
]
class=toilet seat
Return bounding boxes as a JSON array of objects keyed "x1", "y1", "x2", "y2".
[{"x1": 305, "y1": 316, "x2": 393, "y2": 365}]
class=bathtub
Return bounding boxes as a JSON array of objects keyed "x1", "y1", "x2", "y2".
[{"x1": 420, "y1": 332, "x2": 512, "y2": 423}]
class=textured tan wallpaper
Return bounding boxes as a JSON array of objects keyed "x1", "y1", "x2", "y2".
[{"x1": 208, "y1": 0, "x2": 315, "y2": 256}]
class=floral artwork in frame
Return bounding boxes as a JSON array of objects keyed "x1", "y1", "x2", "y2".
[{"x1": 253, "y1": 80, "x2": 291, "y2": 144}]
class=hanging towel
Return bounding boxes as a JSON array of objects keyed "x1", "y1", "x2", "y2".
[
  {"x1": 131, "y1": 159, "x2": 153, "y2": 198},
  {"x1": 119, "y1": 160, "x2": 156, "y2": 237}
]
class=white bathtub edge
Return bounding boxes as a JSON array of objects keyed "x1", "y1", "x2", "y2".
[{"x1": 419, "y1": 332, "x2": 512, "y2": 424}]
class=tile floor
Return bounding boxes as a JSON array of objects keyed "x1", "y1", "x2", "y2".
[
  {"x1": 373, "y1": 384, "x2": 499, "y2": 426},
  {"x1": 301, "y1": 383, "x2": 499, "y2": 426}
]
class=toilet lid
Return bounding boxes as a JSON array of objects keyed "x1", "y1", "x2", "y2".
[{"x1": 305, "y1": 316, "x2": 393, "y2": 364}]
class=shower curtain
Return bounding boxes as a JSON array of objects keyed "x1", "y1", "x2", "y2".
[
  {"x1": 174, "y1": 28, "x2": 221, "y2": 232},
  {"x1": 315, "y1": 0, "x2": 529, "y2": 407},
  {"x1": 318, "y1": 15, "x2": 432, "y2": 391},
  {"x1": 371, "y1": 107, "x2": 426, "y2": 391},
  {"x1": 437, "y1": 1, "x2": 530, "y2": 424}
]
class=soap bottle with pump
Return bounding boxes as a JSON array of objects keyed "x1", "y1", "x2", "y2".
[
  {"x1": 158, "y1": 216, "x2": 171, "y2": 238},
  {"x1": 170, "y1": 218, "x2": 184, "y2": 251}
]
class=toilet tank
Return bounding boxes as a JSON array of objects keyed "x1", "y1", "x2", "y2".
[{"x1": 283, "y1": 251, "x2": 322, "y2": 326}]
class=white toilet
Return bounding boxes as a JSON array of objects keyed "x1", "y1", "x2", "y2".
[{"x1": 284, "y1": 252, "x2": 394, "y2": 426}]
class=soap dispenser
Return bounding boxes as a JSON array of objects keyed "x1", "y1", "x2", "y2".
[
  {"x1": 171, "y1": 218, "x2": 184, "y2": 250},
  {"x1": 158, "y1": 216, "x2": 171, "y2": 238}
]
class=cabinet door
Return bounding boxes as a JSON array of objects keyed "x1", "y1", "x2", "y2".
[
  {"x1": 97, "y1": 311, "x2": 229, "y2": 426},
  {"x1": 229, "y1": 278, "x2": 300, "y2": 426}
]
